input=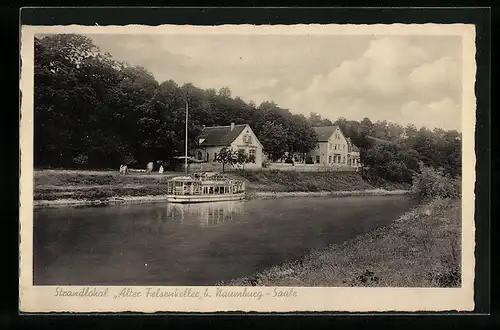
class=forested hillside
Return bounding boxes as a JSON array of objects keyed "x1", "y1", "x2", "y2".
[{"x1": 34, "y1": 34, "x2": 462, "y2": 184}]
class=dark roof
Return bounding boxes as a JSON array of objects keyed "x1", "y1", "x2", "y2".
[
  {"x1": 345, "y1": 137, "x2": 360, "y2": 152},
  {"x1": 313, "y1": 126, "x2": 339, "y2": 142},
  {"x1": 367, "y1": 136, "x2": 393, "y2": 145},
  {"x1": 198, "y1": 124, "x2": 247, "y2": 147}
]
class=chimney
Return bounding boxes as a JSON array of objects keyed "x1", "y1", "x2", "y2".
[{"x1": 230, "y1": 122, "x2": 235, "y2": 131}]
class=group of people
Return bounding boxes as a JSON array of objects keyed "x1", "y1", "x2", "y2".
[
  {"x1": 119, "y1": 163, "x2": 164, "y2": 175},
  {"x1": 119, "y1": 164, "x2": 128, "y2": 175}
]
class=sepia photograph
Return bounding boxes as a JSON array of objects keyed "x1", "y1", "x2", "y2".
[{"x1": 19, "y1": 22, "x2": 476, "y2": 313}]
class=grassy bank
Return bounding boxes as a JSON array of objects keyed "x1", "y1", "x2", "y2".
[
  {"x1": 34, "y1": 169, "x2": 407, "y2": 204},
  {"x1": 234, "y1": 170, "x2": 409, "y2": 192},
  {"x1": 246, "y1": 189, "x2": 408, "y2": 200},
  {"x1": 34, "y1": 170, "x2": 176, "y2": 201},
  {"x1": 222, "y1": 197, "x2": 461, "y2": 287}
]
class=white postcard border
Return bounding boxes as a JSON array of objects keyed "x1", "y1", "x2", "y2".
[{"x1": 19, "y1": 23, "x2": 477, "y2": 313}]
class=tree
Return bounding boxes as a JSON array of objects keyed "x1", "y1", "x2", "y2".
[
  {"x1": 218, "y1": 86, "x2": 232, "y2": 98},
  {"x1": 289, "y1": 114, "x2": 318, "y2": 161},
  {"x1": 34, "y1": 34, "x2": 129, "y2": 168},
  {"x1": 258, "y1": 121, "x2": 289, "y2": 162},
  {"x1": 235, "y1": 149, "x2": 250, "y2": 169},
  {"x1": 372, "y1": 120, "x2": 390, "y2": 140},
  {"x1": 360, "y1": 117, "x2": 373, "y2": 137},
  {"x1": 362, "y1": 143, "x2": 420, "y2": 183},
  {"x1": 33, "y1": 32, "x2": 460, "y2": 182},
  {"x1": 387, "y1": 122, "x2": 405, "y2": 142},
  {"x1": 308, "y1": 112, "x2": 333, "y2": 126},
  {"x1": 215, "y1": 147, "x2": 236, "y2": 172}
]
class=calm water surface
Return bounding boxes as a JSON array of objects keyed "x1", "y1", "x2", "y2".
[{"x1": 33, "y1": 195, "x2": 417, "y2": 285}]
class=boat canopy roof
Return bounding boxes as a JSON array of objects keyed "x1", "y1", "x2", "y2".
[
  {"x1": 168, "y1": 176, "x2": 193, "y2": 182},
  {"x1": 168, "y1": 171, "x2": 239, "y2": 182}
]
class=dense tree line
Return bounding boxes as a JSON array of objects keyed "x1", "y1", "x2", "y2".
[
  {"x1": 34, "y1": 34, "x2": 461, "y2": 183},
  {"x1": 324, "y1": 115, "x2": 462, "y2": 182},
  {"x1": 34, "y1": 34, "x2": 318, "y2": 169}
]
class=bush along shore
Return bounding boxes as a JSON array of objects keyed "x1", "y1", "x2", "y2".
[
  {"x1": 220, "y1": 165, "x2": 462, "y2": 287},
  {"x1": 33, "y1": 169, "x2": 409, "y2": 208}
]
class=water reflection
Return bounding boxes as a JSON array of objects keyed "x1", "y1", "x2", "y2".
[
  {"x1": 166, "y1": 201, "x2": 245, "y2": 227},
  {"x1": 34, "y1": 195, "x2": 418, "y2": 285}
]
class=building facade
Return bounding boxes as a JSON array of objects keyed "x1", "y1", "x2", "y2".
[
  {"x1": 195, "y1": 123, "x2": 263, "y2": 169},
  {"x1": 307, "y1": 126, "x2": 361, "y2": 168}
]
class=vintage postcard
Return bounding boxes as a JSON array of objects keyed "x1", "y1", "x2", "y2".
[{"x1": 20, "y1": 23, "x2": 476, "y2": 313}]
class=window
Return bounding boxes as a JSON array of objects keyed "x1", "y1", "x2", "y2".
[
  {"x1": 197, "y1": 151, "x2": 202, "y2": 160},
  {"x1": 206, "y1": 152, "x2": 210, "y2": 162},
  {"x1": 329, "y1": 155, "x2": 332, "y2": 163},
  {"x1": 315, "y1": 155, "x2": 320, "y2": 164},
  {"x1": 334, "y1": 145, "x2": 337, "y2": 150},
  {"x1": 214, "y1": 153, "x2": 217, "y2": 162},
  {"x1": 249, "y1": 149, "x2": 256, "y2": 163}
]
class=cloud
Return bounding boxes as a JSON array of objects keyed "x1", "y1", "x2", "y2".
[
  {"x1": 85, "y1": 33, "x2": 462, "y2": 130},
  {"x1": 301, "y1": 37, "x2": 434, "y2": 98},
  {"x1": 408, "y1": 56, "x2": 461, "y2": 99},
  {"x1": 400, "y1": 98, "x2": 461, "y2": 130},
  {"x1": 363, "y1": 36, "x2": 430, "y2": 68},
  {"x1": 277, "y1": 36, "x2": 462, "y2": 130}
]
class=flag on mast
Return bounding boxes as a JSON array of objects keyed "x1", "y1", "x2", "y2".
[{"x1": 184, "y1": 100, "x2": 188, "y2": 174}]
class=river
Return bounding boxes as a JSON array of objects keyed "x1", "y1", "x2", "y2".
[{"x1": 33, "y1": 195, "x2": 417, "y2": 286}]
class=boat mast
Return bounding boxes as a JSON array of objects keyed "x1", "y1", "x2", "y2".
[{"x1": 185, "y1": 100, "x2": 188, "y2": 174}]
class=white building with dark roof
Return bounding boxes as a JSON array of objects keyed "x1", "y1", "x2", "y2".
[
  {"x1": 307, "y1": 125, "x2": 361, "y2": 168},
  {"x1": 195, "y1": 122, "x2": 263, "y2": 169}
]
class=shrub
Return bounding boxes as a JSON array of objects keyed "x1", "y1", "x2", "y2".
[
  {"x1": 72, "y1": 154, "x2": 89, "y2": 166},
  {"x1": 411, "y1": 163, "x2": 461, "y2": 200},
  {"x1": 122, "y1": 153, "x2": 136, "y2": 166}
]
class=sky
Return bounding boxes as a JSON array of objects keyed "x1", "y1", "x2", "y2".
[{"x1": 85, "y1": 33, "x2": 463, "y2": 131}]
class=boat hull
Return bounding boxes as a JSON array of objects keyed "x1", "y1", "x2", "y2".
[{"x1": 166, "y1": 193, "x2": 245, "y2": 203}]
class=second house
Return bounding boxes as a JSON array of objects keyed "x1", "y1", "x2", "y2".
[{"x1": 195, "y1": 123, "x2": 264, "y2": 170}]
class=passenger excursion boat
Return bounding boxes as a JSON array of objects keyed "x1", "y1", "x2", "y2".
[
  {"x1": 166, "y1": 101, "x2": 246, "y2": 203},
  {"x1": 166, "y1": 172, "x2": 245, "y2": 203}
]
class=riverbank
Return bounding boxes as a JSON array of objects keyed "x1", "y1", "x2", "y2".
[
  {"x1": 246, "y1": 189, "x2": 408, "y2": 200},
  {"x1": 33, "y1": 190, "x2": 410, "y2": 208},
  {"x1": 33, "y1": 169, "x2": 409, "y2": 208},
  {"x1": 221, "y1": 198, "x2": 461, "y2": 287}
]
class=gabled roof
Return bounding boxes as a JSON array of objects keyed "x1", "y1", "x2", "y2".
[
  {"x1": 198, "y1": 124, "x2": 247, "y2": 147},
  {"x1": 313, "y1": 125, "x2": 340, "y2": 142},
  {"x1": 346, "y1": 137, "x2": 360, "y2": 152}
]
